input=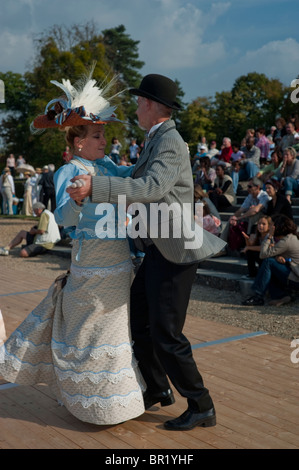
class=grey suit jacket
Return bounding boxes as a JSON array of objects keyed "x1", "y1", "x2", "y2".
[{"x1": 92, "y1": 119, "x2": 225, "y2": 264}]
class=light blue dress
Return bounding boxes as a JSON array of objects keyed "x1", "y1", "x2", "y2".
[{"x1": 0, "y1": 156, "x2": 146, "y2": 425}]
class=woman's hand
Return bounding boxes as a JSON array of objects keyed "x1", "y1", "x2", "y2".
[
  {"x1": 268, "y1": 223, "x2": 275, "y2": 238},
  {"x1": 66, "y1": 174, "x2": 92, "y2": 201}
]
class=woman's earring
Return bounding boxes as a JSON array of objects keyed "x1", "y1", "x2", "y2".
[{"x1": 78, "y1": 146, "x2": 82, "y2": 152}]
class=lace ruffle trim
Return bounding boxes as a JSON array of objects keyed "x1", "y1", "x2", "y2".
[
  {"x1": 55, "y1": 361, "x2": 138, "y2": 384},
  {"x1": 70, "y1": 260, "x2": 132, "y2": 279},
  {"x1": 2, "y1": 332, "x2": 133, "y2": 363},
  {"x1": 0, "y1": 344, "x2": 52, "y2": 371},
  {"x1": 61, "y1": 388, "x2": 143, "y2": 409},
  {"x1": 1, "y1": 345, "x2": 142, "y2": 388},
  {"x1": 52, "y1": 340, "x2": 133, "y2": 359},
  {"x1": 25, "y1": 311, "x2": 52, "y2": 330}
]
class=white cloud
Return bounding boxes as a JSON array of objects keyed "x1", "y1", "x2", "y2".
[
  {"x1": 138, "y1": 2, "x2": 229, "y2": 70},
  {"x1": 0, "y1": 31, "x2": 33, "y2": 72},
  {"x1": 238, "y1": 38, "x2": 299, "y2": 84}
]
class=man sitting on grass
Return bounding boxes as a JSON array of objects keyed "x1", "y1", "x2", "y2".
[{"x1": 0, "y1": 202, "x2": 60, "y2": 257}]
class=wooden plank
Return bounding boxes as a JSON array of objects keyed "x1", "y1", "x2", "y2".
[{"x1": 0, "y1": 266, "x2": 299, "y2": 449}]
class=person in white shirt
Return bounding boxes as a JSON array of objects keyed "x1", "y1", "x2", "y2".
[
  {"x1": 0, "y1": 202, "x2": 60, "y2": 257},
  {"x1": 129, "y1": 138, "x2": 140, "y2": 164},
  {"x1": 0, "y1": 167, "x2": 15, "y2": 215},
  {"x1": 231, "y1": 176, "x2": 270, "y2": 234}
]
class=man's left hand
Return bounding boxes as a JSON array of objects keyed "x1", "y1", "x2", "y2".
[{"x1": 66, "y1": 174, "x2": 92, "y2": 201}]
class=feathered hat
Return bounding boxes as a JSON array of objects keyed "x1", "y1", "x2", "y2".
[{"x1": 31, "y1": 65, "x2": 124, "y2": 132}]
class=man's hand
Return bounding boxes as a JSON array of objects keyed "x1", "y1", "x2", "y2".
[{"x1": 66, "y1": 174, "x2": 92, "y2": 201}]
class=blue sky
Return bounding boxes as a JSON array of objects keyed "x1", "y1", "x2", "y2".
[{"x1": 1, "y1": 0, "x2": 299, "y2": 103}]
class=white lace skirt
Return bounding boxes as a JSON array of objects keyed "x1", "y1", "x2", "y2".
[{"x1": 0, "y1": 238, "x2": 145, "y2": 425}]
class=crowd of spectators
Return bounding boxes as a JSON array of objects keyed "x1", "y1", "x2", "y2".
[
  {"x1": 0, "y1": 155, "x2": 56, "y2": 216},
  {"x1": 192, "y1": 116, "x2": 299, "y2": 306}
]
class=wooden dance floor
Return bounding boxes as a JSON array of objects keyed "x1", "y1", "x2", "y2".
[{"x1": 0, "y1": 267, "x2": 298, "y2": 450}]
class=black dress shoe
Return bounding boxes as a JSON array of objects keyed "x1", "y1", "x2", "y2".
[
  {"x1": 164, "y1": 408, "x2": 216, "y2": 431},
  {"x1": 242, "y1": 295, "x2": 264, "y2": 306},
  {"x1": 143, "y1": 388, "x2": 175, "y2": 410}
]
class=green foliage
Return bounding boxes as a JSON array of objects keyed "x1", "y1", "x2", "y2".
[
  {"x1": 178, "y1": 97, "x2": 214, "y2": 156},
  {"x1": 185, "y1": 72, "x2": 291, "y2": 147},
  {"x1": 0, "y1": 22, "x2": 145, "y2": 169}
]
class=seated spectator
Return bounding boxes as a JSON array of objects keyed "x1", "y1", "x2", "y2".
[
  {"x1": 0, "y1": 202, "x2": 61, "y2": 257},
  {"x1": 288, "y1": 112, "x2": 299, "y2": 132},
  {"x1": 256, "y1": 148, "x2": 283, "y2": 183},
  {"x1": 241, "y1": 128, "x2": 256, "y2": 147},
  {"x1": 267, "y1": 126, "x2": 276, "y2": 143},
  {"x1": 220, "y1": 215, "x2": 248, "y2": 256},
  {"x1": 264, "y1": 178, "x2": 293, "y2": 220},
  {"x1": 202, "y1": 202, "x2": 221, "y2": 236},
  {"x1": 239, "y1": 137, "x2": 261, "y2": 181},
  {"x1": 206, "y1": 141, "x2": 219, "y2": 159},
  {"x1": 292, "y1": 132, "x2": 299, "y2": 154},
  {"x1": 197, "y1": 136, "x2": 208, "y2": 152},
  {"x1": 242, "y1": 214, "x2": 299, "y2": 306},
  {"x1": 230, "y1": 176, "x2": 270, "y2": 234},
  {"x1": 194, "y1": 183, "x2": 222, "y2": 228},
  {"x1": 194, "y1": 156, "x2": 216, "y2": 191},
  {"x1": 208, "y1": 164, "x2": 236, "y2": 210},
  {"x1": 192, "y1": 148, "x2": 207, "y2": 173},
  {"x1": 273, "y1": 117, "x2": 286, "y2": 146},
  {"x1": 230, "y1": 160, "x2": 241, "y2": 194},
  {"x1": 230, "y1": 142, "x2": 244, "y2": 163},
  {"x1": 211, "y1": 137, "x2": 233, "y2": 168},
  {"x1": 241, "y1": 215, "x2": 272, "y2": 278},
  {"x1": 274, "y1": 146, "x2": 299, "y2": 202},
  {"x1": 193, "y1": 146, "x2": 207, "y2": 168},
  {"x1": 279, "y1": 122, "x2": 296, "y2": 152},
  {"x1": 256, "y1": 127, "x2": 270, "y2": 165}
]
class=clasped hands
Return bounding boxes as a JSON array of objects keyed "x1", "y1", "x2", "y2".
[{"x1": 66, "y1": 174, "x2": 92, "y2": 205}]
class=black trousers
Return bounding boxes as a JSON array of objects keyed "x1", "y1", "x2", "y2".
[
  {"x1": 42, "y1": 189, "x2": 56, "y2": 212},
  {"x1": 130, "y1": 244, "x2": 214, "y2": 412},
  {"x1": 246, "y1": 250, "x2": 262, "y2": 277},
  {"x1": 209, "y1": 191, "x2": 231, "y2": 211}
]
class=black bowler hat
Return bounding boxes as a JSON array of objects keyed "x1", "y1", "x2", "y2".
[{"x1": 129, "y1": 74, "x2": 181, "y2": 110}]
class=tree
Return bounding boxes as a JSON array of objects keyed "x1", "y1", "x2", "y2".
[
  {"x1": 0, "y1": 72, "x2": 31, "y2": 159},
  {"x1": 0, "y1": 22, "x2": 146, "y2": 168},
  {"x1": 178, "y1": 97, "x2": 214, "y2": 156},
  {"x1": 102, "y1": 25, "x2": 145, "y2": 144},
  {"x1": 229, "y1": 72, "x2": 287, "y2": 141}
]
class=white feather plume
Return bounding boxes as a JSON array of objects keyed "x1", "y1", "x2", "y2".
[{"x1": 50, "y1": 64, "x2": 124, "y2": 121}]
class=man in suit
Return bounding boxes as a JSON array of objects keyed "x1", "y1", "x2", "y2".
[{"x1": 67, "y1": 74, "x2": 223, "y2": 430}]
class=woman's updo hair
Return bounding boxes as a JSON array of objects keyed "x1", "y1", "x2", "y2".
[{"x1": 64, "y1": 126, "x2": 88, "y2": 152}]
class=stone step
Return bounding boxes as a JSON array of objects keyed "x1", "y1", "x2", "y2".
[
  {"x1": 219, "y1": 211, "x2": 299, "y2": 224},
  {"x1": 195, "y1": 267, "x2": 254, "y2": 295},
  {"x1": 50, "y1": 246, "x2": 71, "y2": 258},
  {"x1": 199, "y1": 255, "x2": 248, "y2": 275}
]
